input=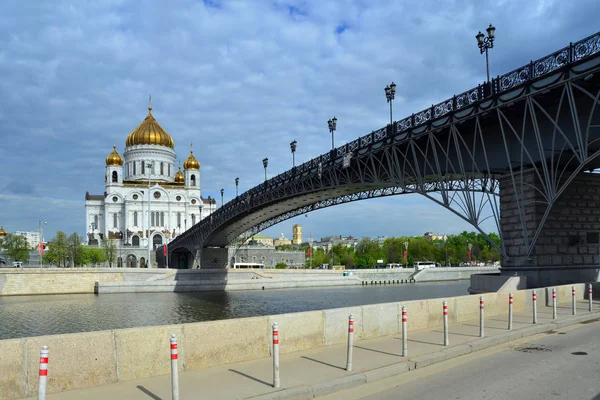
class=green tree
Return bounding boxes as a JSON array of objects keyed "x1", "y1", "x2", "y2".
[
  {"x1": 275, "y1": 262, "x2": 287, "y2": 269},
  {"x1": 1, "y1": 234, "x2": 30, "y2": 262},
  {"x1": 68, "y1": 232, "x2": 84, "y2": 267},
  {"x1": 103, "y1": 239, "x2": 118, "y2": 267},
  {"x1": 50, "y1": 231, "x2": 70, "y2": 267},
  {"x1": 88, "y1": 247, "x2": 106, "y2": 267}
]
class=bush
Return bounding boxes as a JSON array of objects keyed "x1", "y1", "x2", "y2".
[{"x1": 275, "y1": 262, "x2": 287, "y2": 269}]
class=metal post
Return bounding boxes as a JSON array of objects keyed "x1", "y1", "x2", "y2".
[
  {"x1": 37, "y1": 345, "x2": 49, "y2": 400},
  {"x1": 589, "y1": 283, "x2": 593, "y2": 312},
  {"x1": 389, "y1": 100, "x2": 393, "y2": 125},
  {"x1": 485, "y1": 48, "x2": 490, "y2": 83},
  {"x1": 170, "y1": 334, "x2": 179, "y2": 400},
  {"x1": 346, "y1": 314, "x2": 354, "y2": 371},
  {"x1": 272, "y1": 322, "x2": 280, "y2": 388},
  {"x1": 147, "y1": 163, "x2": 151, "y2": 268},
  {"x1": 508, "y1": 292, "x2": 513, "y2": 330},
  {"x1": 532, "y1": 289, "x2": 537, "y2": 324},
  {"x1": 443, "y1": 300, "x2": 449, "y2": 346},
  {"x1": 572, "y1": 286, "x2": 576, "y2": 315},
  {"x1": 401, "y1": 305, "x2": 407, "y2": 357},
  {"x1": 479, "y1": 296, "x2": 484, "y2": 337},
  {"x1": 552, "y1": 287, "x2": 557, "y2": 320}
]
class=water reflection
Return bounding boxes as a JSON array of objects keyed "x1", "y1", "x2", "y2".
[{"x1": 0, "y1": 281, "x2": 469, "y2": 340}]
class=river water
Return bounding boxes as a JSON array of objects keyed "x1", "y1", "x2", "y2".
[{"x1": 0, "y1": 280, "x2": 470, "y2": 340}]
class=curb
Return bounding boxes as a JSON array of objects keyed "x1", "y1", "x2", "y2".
[{"x1": 245, "y1": 311, "x2": 600, "y2": 400}]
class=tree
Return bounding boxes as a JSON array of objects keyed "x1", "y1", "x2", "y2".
[
  {"x1": 103, "y1": 239, "x2": 118, "y2": 267},
  {"x1": 1, "y1": 234, "x2": 30, "y2": 262},
  {"x1": 275, "y1": 262, "x2": 287, "y2": 269},
  {"x1": 68, "y1": 233, "x2": 84, "y2": 267},
  {"x1": 85, "y1": 247, "x2": 106, "y2": 267},
  {"x1": 47, "y1": 231, "x2": 69, "y2": 267}
]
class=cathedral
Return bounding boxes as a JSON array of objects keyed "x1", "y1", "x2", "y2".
[{"x1": 85, "y1": 103, "x2": 216, "y2": 268}]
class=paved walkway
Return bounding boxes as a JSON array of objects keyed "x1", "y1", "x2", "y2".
[{"x1": 23, "y1": 300, "x2": 600, "y2": 400}]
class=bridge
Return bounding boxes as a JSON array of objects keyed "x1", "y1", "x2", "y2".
[{"x1": 168, "y1": 31, "x2": 600, "y2": 288}]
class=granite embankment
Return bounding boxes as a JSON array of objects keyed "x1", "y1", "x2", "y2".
[{"x1": 0, "y1": 267, "x2": 499, "y2": 296}]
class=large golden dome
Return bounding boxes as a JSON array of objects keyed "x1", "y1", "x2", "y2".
[
  {"x1": 174, "y1": 165, "x2": 185, "y2": 183},
  {"x1": 105, "y1": 145, "x2": 124, "y2": 166},
  {"x1": 183, "y1": 147, "x2": 200, "y2": 170},
  {"x1": 0, "y1": 226, "x2": 7, "y2": 237},
  {"x1": 125, "y1": 106, "x2": 174, "y2": 149}
]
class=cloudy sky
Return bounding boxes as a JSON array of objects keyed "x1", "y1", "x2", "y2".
[{"x1": 0, "y1": 0, "x2": 598, "y2": 242}]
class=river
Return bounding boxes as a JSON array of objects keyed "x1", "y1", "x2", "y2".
[{"x1": 0, "y1": 280, "x2": 470, "y2": 340}]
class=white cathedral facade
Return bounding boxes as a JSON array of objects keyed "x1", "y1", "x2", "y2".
[{"x1": 85, "y1": 104, "x2": 216, "y2": 268}]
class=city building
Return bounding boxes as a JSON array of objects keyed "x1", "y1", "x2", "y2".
[
  {"x1": 15, "y1": 231, "x2": 40, "y2": 250},
  {"x1": 84, "y1": 103, "x2": 216, "y2": 268},
  {"x1": 273, "y1": 233, "x2": 292, "y2": 247},
  {"x1": 244, "y1": 234, "x2": 274, "y2": 246},
  {"x1": 312, "y1": 235, "x2": 359, "y2": 251},
  {"x1": 231, "y1": 244, "x2": 305, "y2": 268},
  {"x1": 424, "y1": 232, "x2": 448, "y2": 241},
  {"x1": 292, "y1": 224, "x2": 302, "y2": 245}
]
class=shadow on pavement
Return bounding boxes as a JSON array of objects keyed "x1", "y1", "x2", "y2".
[
  {"x1": 354, "y1": 345, "x2": 400, "y2": 357},
  {"x1": 228, "y1": 369, "x2": 272, "y2": 387},
  {"x1": 301, "y1": 356, "x2": 345, "y2": 370},
  {"x1": 395, "y1": 337, "x2": 444, "y2": 347},
  {"x1": 136, "y1": 385, "x2": 162, "y2": 400}
]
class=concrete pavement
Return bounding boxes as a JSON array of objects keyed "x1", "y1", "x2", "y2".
[{"x1": 20, "y1": 300, "x2": 600, "y2": 400}]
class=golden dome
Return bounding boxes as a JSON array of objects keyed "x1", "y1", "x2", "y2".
[
  {"x1": 105, "y1": 145, "x2": 124, "y2": 166},
  {"x1": 0, "y1": 226, "x2": 6, "y2": 237},
  {"x1": 183, "y1": 145, "x2": 200, "y2": 170},
  {"x1": 174, "y1": 166, "x2": 185, "y2": 183},
  {"x1": 125, "y1": 106, "x2": 175, "y2": 149}
]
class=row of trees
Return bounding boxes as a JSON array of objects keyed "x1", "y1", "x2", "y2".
[{"x1": 276, "y1": 231, "x2": 501, "y2": 269}]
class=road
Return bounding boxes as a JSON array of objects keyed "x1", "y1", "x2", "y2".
[{"x1": 322, "y1": 320, "x2": 600, "y2": 400}]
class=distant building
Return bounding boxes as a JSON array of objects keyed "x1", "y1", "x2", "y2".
[
  {"x1": 244, "y1": 234, "x2": 274, "y2": 246},
  {"x1": 424, "y1": 232, "x2": 448, "y2": 241},
  {"x1": 231, "y1": 244, "x2": 305, "y2": 268},
  {"x1": 15, "y1": 231, "x2": 41, "y2": 249},
  {"x1": 273, "y1": 233, "x2": 292, "y2": 247},
  {"x1": 292, "y1": 224, "x2": 302, "y2": 245},
  {"x1": 313, "y1": 235, "x2": 359, "y2": 251},
  {"x1": 374, "y1": 236, "x2": 388, "y2": 246}
]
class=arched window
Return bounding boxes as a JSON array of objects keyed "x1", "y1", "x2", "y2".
[
  {"x1": 160, "y1": 212, "x2": 165, "y2": 226},
  {"x1": 133, "y1": 163, "x2": 137, "y2": 175},
  {"x1": 168, "y1": 164, "x2": 171, "y2": 177},
  {"x1": 190, "y1": 174, "x2": 196, "y2": 186},
  {"x1": 127, "y1": 254, "x2": 137, "y2": 267},
  {"x1": 153, "y1": 234, "x2": 163, "y2": 246},
  {"x1": 132, "y1": 236, "x2": 140, "y2": 246},
  {"x1": 177, "y1": 213, "x2": 181, "y2": 228},
  {"x1": 117, "y1": 257, "x2": 123, "y2": 268},
  {"x1": 191, "y1": 214, "x2": 196, "y2": 225},
  {"x1": 94, "y1": 215, "x2": 99, "y2": 228},
  {"x1": 140, "y1": 257, "x2": 146, "y2": 268},
  {"x1": 160, "y1": 162, "x2": 164, "y2": 175},
  {"x1": 134, "y1": 211, "x2": 138, "y2": 227},
  {"x1": 112, "y1": 171, "x2": 118, "y2": 182},
  {"x1": 113, "y1": 213, "x2": 118, "y2": 228}
]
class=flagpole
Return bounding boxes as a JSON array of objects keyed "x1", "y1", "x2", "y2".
[{"x1": 165, "y1": 244, "x2": 169, "y2": 269}]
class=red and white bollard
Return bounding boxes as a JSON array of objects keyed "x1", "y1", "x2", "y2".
[
  {"x1": 37, "y1": 345, "x2": 49, "y2": 400},
  {"x1": 272, "y1": 322, "x2": 280, "y2": 388},
  {"x1": 589, "y1": 283, "x2": 593, "y2": 312},
  {"x1": 443, "y1": 300, "x2": 449, "y2": 346},
  {"x1": 572, "y1": 286, "x2": 576, "y2": 315},
  {"x1": 401, "y1": 305, "x2": 407, "y2": 357},
  {"x1": 170, "y1": 334, "x2": 179, "y2": 400},
  {"x1": 532, "y1": 289, "x2": 537, "y2": 324},
  {"x1": 346, "y1": 314, "x2": 354, "y2": 371},
  {"x1": 552, "y1": 287, "x2": 557, "y2": 320},
  {"x1": 479, "y1": 296, "x2": 484, "y2": 338},
  {"x1": 508, "y1": 292, "x2": 513, "y2": 330}
]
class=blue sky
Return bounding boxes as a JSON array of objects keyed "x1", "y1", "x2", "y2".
[{"x1": 0, "y1": 0, "x2": 598, "y2": 242}]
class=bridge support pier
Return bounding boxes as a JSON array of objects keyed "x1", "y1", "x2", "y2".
[
  {"x1": 500, "y1": 172, "x2": 600, "y2": 288},
  {"x1": 200, "y1": 247, "x2": 230, "y2": 269}
]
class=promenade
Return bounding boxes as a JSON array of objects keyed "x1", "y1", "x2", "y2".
[{"x1": 20, "y1": 299, "x2": 599, "y2": 400}]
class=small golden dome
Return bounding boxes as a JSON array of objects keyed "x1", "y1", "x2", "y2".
[
  {"x1": 125, "y1": 106, "x2": 175, "y2": 149},
  {"x1": 0, "y1": 226, "x2": 7, "y2": 237},
  {"x1": 174, "y1": 166, "x2": 185, "y2": 184},
  {"x1": 105, "y1": 145, "x2": 124, "y2": 166},
  {"x1": 183, "y1": 145, "x2": 200, "y2": 170}
]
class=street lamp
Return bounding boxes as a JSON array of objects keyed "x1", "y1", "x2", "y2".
[
  {"x1": 38, "y1": 219, "x2": 47, "y2": 267},
  {"x1": 475, "y1": 23, "x2": 496, "y2": 83},
  {"x1": 147, "y1": 162, "x2": 152, "y2": 268},
  {"x1": 208, "y1": 196, "x2": 212, "y2": 214},
  {"x1": 327, "y1": 117, "x2": 337, "y2": 150},
  {"x1": 262, "y1": 158, "x2": 269, "y2": 181},
  {"x1": 404, "y1": 241, "x2": 409, "y2": 268},
  {"x1": 308, "y1": 232, "x2": 314, "y2": 269},
  {"x1": 384, "y1": 82, "x2": 397, "y2": 125},
  {"x1": 290, "y1": 140, "x2": 297, "y2": 167},
  {"x1": 220, "y1": 188, "x2": 224, "y2": 207},
  {"x1": 235, "y1": 177, "x2": 239, "y2": 197}
]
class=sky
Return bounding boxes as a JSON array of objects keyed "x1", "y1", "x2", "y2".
[{"x1": 0, "y1": 0, "x2": 598, "y2": 242}]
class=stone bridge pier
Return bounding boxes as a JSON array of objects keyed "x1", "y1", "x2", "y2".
[
  {"x1": 200, "y1": 247, "x2": 230, "y2": 269},
  {"x1": 500, "y1": 171, "x2": 600, "y2": 288}
]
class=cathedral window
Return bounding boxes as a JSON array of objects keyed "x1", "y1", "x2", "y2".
[
  {"x1": 134, "y1": 211, "x2": 138, "y2": 227},
  {"x1": 168, "y1": 164, "x2": 171, "y2": 177},
  {"x1": 113, "y1": 214, "x2": 117, "y2": 229},
  {"x1": 160, "y1": 162, "x2": 164, "y2": 175},
  {"x1": 151, "y1": 212, "x2": 155, "y2": 227},
  {"x1": 112, "y1": 171, "x2": 118, "y2": 182},
  {"x1": 177, "y1": 213, "x2": 181, "y2": 227},
  {"x1": 94, "y1": 215, "x2": 99, "y2": 228},
  {"x1": 141, "y1": 162, "x2": 145, "y2": 175},
  {"x1": 133, "y1": 162, "x2": 137, "y2": 175},
  {"x1": 132, "y1": 236, "x2": 140, "y2": 246},
  {"x1": 190, "y1": 174, "x2": 196, "y2": 186},
  {"x1": 160, "y1": 212, "x2": 165, "y2": 227},
  {"x1": 191, "y1": 214, "x2": 196, "y2": 225}
]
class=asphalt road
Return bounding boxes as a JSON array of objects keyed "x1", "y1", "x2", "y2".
[{"x1": 323, "y1": 320, "x2": 600, "y2": 400}]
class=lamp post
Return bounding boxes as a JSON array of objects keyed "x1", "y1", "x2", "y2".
[
  {"x1": 404, "y1": 241, "x2": 409, "y2": 268},
  {"x1": 147, "y1": 163, "x2": 152, "y2": 268},
  {"x1": 235, "y1": 177, "x2": 239, "y2": 197},
  {"x1": 384, "y1": 82, "x2": 397, "y2": 125},
  {"x1": 475, "y1": 24, "x2": 496, "y2": 83},
  {"x1": 220, "y1": 188, "x2": 224, "y2": 207},
  {"x1": 308, "y1": 232, "x2": 314, "y2": 269},
  {"x1": 290, "y1": 140, "x2": 297, "y2": 167},
  {"x1": 208, "y1": 196, "x2": 212, "y2": 214},
  {"x1": 262, "y1": 158, "x2": 269, "y2": 182},
  {"x1": 38, "y1": 219, "x2": 47, "y2": 267},
  {"x1": 327, "y1": 117, "x2": 337, "y2": 150}
]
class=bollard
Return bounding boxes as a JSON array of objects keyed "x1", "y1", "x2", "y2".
[
  {"x1": 272, "y1": 322, "x2": 280, "y2": 388},
  {"x1": 552, "y1": 287, "x2": 557, "y2": 320},
  {"x1": 346, "y1": 314, "x2": 354, "y2": 371},
  {"x1": 508, "y1": 292, "x2": 513, "y2": 330},
  {"x1": 589, "y1": 283, "x2": 593, "y2": 312},
  {"x1": 443, "y1": 300, "x2": 449, "y2": 346},
  {"x1": 479, "y1": 296, "x2": 484, "y2": 338},
  {"x1": 572, "y1": 286, "x2": 576, "y2": 315},
  {"x1": 401, "y1": 305, "x2": 407, "y2": 357},
  {"x1": 37, "y1": 345, "x2": 49, "y2": 400},
  {"x1": 170, "y1": 334, "x2": 179, "y2": 400},
  {"x1": 532, "y1": 289, "x2": 537, "y2": 324}
]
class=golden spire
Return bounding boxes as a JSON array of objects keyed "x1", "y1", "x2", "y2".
[
  {"x1": 106, "y1": 144, "x2": 124, "y2": 166},
  {"x1": 125, "y1": 101, "x2": 175, "y2": 148},
  {"x1": 183, "y1": 143, "x2": 200, "y2": 170},
  {"x1": 0, "y1": 226, "x2": 7, "y2": 237},
  {"x1": 174, "y1": 159, "x2": 185, "y2": 183},
  {"x1": 149, "y1": 94, "x2": 152, "y2": 112}
]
